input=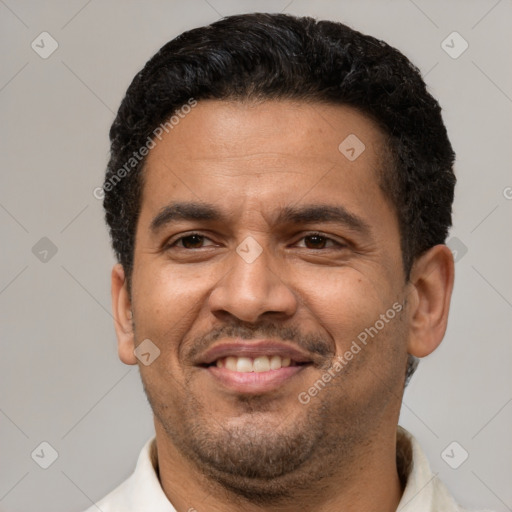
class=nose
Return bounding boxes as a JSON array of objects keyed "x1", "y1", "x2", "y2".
[{"x1": 208, "y1": 240, "x2": 298, "y2": 324}]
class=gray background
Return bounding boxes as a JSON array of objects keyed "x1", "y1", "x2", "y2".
[{"x1": 1, "y1": 0, "x2": 511, "y2": 511}]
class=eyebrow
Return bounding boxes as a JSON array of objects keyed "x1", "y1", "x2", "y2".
[{"x1": 150, "y1": 201, "x2": 372, "y2": 237}]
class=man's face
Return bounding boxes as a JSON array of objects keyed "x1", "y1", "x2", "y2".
[{"x1": 128, "y1": 100, "x2": 411, "y2": 495}]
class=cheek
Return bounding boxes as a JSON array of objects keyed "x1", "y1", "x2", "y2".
[
  {"x1": 130, "y1": 267, "x2": 210, "y2": 373},
  {"x1": 301, "y1": 268, "x2": 406, "y2": 391},
  {"x1": 299, "y1": 269, "x2": 391, "y2": 344},
  {"x1": 133, "y1": 261, "x2": 211, "y2": 320}
]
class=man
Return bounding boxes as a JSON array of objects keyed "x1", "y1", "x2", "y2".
[{"x1": 87, "y1": 12, "x2": 493, "y2": 512}]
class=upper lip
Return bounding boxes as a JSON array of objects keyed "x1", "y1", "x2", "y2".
[{"x1": 196, "y1": 339, "x2": 314, "y2": 366}]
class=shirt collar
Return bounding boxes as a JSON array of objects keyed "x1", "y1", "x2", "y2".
[{"x1": 395, "y1": 426, "x2": 462, "y2": 511}]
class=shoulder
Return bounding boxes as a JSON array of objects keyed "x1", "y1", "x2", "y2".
[
  {"x1": 397, "y1": 427, "x2": 497, "y2": 512},
  {"x1": 81, "y1": 437, "x2": 176, "y2": 512}
]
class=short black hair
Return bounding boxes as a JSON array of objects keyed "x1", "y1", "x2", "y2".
[{"x1": 104, "y1": 12, "x2": 455, "y2": 291}]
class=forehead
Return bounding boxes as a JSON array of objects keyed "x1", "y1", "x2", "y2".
[
  {"x1": 144, "y1": 99, "x2": 386, "y2": 167},
  {"x1": 139, "y1": 99, "x2": 394, "y2": 230}
]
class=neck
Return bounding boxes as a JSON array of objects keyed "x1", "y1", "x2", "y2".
[{"x1": 153, "y1": 419, "x2": 404, "y2": 512}]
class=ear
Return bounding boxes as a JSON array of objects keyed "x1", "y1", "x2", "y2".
[
  {"x1": 111, "y1": 264, "x2": 137, "y2": 365},
  {"x1": 406, "y1": 244, "x2": 455, "y2": 358}
]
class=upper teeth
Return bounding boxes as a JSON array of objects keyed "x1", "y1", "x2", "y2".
[{"x1": 216, "y1": 355, "x2": 292, "y2": 372}]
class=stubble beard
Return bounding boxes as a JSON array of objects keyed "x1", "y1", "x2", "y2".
[
  {"x1": 136, "y1": 315, "x2": 407, "y2": 504},
  {"x1": 143, "y1": 376, "x2": 387, "y2": 505}
]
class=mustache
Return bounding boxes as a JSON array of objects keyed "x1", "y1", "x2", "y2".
[{"x1": 185, "y1": 320, "x2": 334, "y2": 363}]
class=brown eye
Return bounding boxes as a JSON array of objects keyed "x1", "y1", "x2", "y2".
[
  {"x1": 303, "y1": 234, "x2": 328, "y2": 249},
  {"x1": 167, "y1": 233, "x2": 215, "y2": 250},
  {"x1": 179, "y1": 234, "x2": 205, "y2": 249},
  {"x1": 296, "y1": 233, "x2": 342, "y2": 250}
]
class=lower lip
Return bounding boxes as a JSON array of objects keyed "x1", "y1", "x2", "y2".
[{"x1": 206, "y1": 365, "x2": 309, "y2": 393}]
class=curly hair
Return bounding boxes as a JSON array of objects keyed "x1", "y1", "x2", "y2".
[{"x1": 104, "y1": 12, "x2": 455, "y2": 290}]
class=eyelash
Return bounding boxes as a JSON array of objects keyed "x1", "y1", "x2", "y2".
[{"x1": 166, "y1": 232, "x2": 346, "y2": 250}]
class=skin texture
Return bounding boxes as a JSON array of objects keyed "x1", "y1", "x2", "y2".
[{"x1": 111, "y1": 100, "x2": 454, "y2": 512}]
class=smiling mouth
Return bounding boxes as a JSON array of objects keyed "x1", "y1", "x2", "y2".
[
  {"x1": 201, "y1": 355, "x2": 312, "y2": 394},
  {"x1": 196, "y1": 340, "x2": 316, "y2": 393},
  {"x1": 206, "y1": 355, "x2": 309, "y2": 373}
]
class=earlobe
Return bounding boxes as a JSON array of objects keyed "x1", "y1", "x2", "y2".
[
  {"x1": 111, "y1": 264, "x2": 137, "y2": 365},
  {"x1": 406, "y1": 245, "x2": 455, "y2": 358}
]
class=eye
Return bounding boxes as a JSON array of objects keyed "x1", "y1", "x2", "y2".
[
  {"x1": 166, "y1": 233, "x2": 215, "y2": 249},
  {"x1": 165, "y1": 232, "x2": 346, "y2": 251},
  {"x1": 295, "y1": 232, "x2": 345, "y2": 250}
]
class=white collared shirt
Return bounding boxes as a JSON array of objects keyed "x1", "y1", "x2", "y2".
[{"x1": 84, "y1": 426, "x2": 492, "y2": 512}]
